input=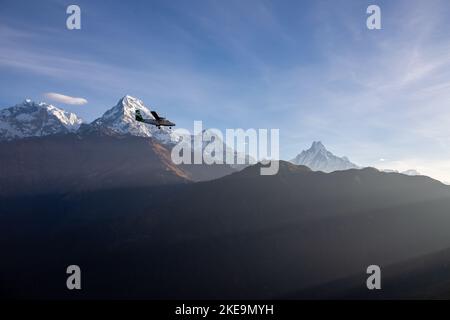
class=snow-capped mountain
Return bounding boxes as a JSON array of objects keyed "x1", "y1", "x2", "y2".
[
  {"x1": 79, "y1": 95, "x2": 179, "y2": 144},
  {"x1": 0, "y1": 99, "x2": 82, "y2": 141},
  {"x1": 290, "y1": 141, "x2": 358, "y2": 172},
  {"x1": 382, "y1": 169, "x2": 421, "y2": 176},
  {"x1": 381, "y1": 169, "x2": 399, "y2": 173}
]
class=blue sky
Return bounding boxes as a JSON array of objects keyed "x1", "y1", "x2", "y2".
[{"x1": 1, "y1": 0, "x2": 450, "y2": 181}]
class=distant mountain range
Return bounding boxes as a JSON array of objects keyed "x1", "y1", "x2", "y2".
[{"x1": 0, "y1": 95, "x2": 426, "y2": 192}]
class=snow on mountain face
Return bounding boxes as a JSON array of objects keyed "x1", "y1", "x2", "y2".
[
  {"x1": 0, "y1": 99, "x2": 82, "y2": 141},
  {"x1": 382, "y1": 169, "x2": 421, "y2": 176},
  {"x1": 380, "y1": 169, "x2": 422, "y2": 176},
  {"x1": 401, "y1": 169, "x2": 421, "y2": 176},
  {"x1": 290, "y1": 141, "x2": 358, "y2": 172},
  {"x1": 84, "y1": 95, "x2": 179, "y2": 144}
]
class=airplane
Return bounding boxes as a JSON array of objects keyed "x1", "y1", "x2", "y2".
[{"x1": 135, "y1": 109, "x2": 175, "y2": 129}]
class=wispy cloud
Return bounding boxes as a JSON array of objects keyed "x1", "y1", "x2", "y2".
[{"x1": 44, "y1": 92, "x2": 88, "y2": 105}]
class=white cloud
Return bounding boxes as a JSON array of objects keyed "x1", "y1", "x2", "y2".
[{"x1": 44, "y1": 92, "x2": 88, "y2": 105}]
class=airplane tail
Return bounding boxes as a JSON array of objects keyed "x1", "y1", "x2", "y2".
[{"x1": 135, "y1": 109, "x2": 144, "y2": 122}]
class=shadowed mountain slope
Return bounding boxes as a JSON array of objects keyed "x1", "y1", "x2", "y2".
[
  {"x1": 0, "y1": 133, "x2": 189, "y2": 196},
  {"x1": 2, "y1": 161, "x2": 450, "y2": 299}
]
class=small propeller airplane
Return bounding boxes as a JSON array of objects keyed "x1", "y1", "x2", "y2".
[{"x1": 135, "y1": 109, "x2": 175, "y2": 129}]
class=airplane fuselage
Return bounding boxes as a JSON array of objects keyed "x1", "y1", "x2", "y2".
[{"x1": 142, "y1": 118, "x2": 175, "y2": 127}]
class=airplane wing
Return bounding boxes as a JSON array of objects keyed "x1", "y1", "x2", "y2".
[{"x1": 150, "y1": 111, "x2": 161, "y2": 120}]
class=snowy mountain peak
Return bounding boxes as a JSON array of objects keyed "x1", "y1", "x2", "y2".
[
  {"x1": 100, "y1": 95, "x2": 151, "y2": 123},
  {"x1": 290, "y1": 141, "x2": 359, "y2": 173},
  {"x1": 311, "y1": 141, "x2": 326, "y2": 152},
  {"x1": 0, "y1": 99, "x2": 82, "y2": 141},
  {"x1": 83, "y1": 95, "x2": 178, "y2": 144}
]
